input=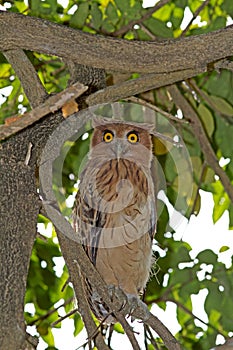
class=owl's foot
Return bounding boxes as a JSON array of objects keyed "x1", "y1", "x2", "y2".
[
  {"x1": 125, "y1": 294, "x2": 150, "y2": 322},
  {"x1": 107, "y1": 285, "x2": 150, "y2": 321},
  {"x1": 107, "y1": 284, "x2": 127, "y2": 308}
]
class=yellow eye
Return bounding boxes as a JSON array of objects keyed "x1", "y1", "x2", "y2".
[
  {"x1": 127, "y1": 131, "x2": 139, "y2": 143},
  {"x1": 103, "y1": 130, "x2": 114, "y2": 143}
]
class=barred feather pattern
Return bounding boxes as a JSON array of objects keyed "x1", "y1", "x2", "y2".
[{"x1": 72, "y1": 122, "x2": 156, "y2": 323}]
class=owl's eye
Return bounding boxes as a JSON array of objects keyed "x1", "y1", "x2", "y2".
[
  {"x1": 103, "y1": 130, "x2": 114, "y2": 143},
  {"x1": 127, "y1": 131, "x2": 139, "y2": 144}
]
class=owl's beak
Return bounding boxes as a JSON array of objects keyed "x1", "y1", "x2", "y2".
[{"x1": 114, "y1": 140, "x2": 128, "y2": 161}]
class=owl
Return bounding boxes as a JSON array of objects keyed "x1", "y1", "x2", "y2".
[{"x1": 73, "y1": 118, "x2": 156, "y2": 323}]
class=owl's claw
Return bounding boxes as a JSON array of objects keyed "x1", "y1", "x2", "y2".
[
  {"x1": 124, "y1": 294, "x2": 150, "y2": 323},
  {"x1": 107, "y1": 286, "x2": 149, "y2": 321},
  {"x1": 107, "y1": 285, "x2": 127, "y2": 308}
]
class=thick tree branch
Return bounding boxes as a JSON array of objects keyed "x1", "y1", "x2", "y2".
[
  {"x1": 86, "y1": 67, "x2": 204, "y2": 105},
  {"x1": 0, "y1": 11, "x2": 232, "y2": 74},
  {"x1": 73, "y1": 261, "x2": 110, "y2": 350},
  {"x1": 0, "y1": 82, "x2": 88, "y2": 141},
  {"x1": 0, "y1": 44, "x2": 64, "y2": 350},
  {"x1": 167, "y1": 84, "x2": 233, "y2": 203},
  {"x1": 3, "y1": 49, "x2": 47, "y2": 108}
]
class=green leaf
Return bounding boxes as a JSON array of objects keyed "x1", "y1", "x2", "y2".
[
  {"x1": 219, "y1": 246, "x2": 230, "y2": 253},
  {"x1": 106, "y1": 2, "x2": 119, "y2": 25},
  {"x1": 73, "y1": 313, "x2": 84, "y2": 337},
  {"x1": 144, "y1": 17, "x2": 173, "y2": 38},
  {"x1": 70, "y1": 3, "x2": 89, "y2": 29},
  {"x1": 209, "y1": 95, "x2": 233, "y2": 117},
  {"x1": 91, "y1": 3, "x2": 103, "y2": 30},
  {"x1": 197, "y1": 103, "x2": 214, "y2": 137},
  {"x1": 221, "y1": 0, "x2": 233, "y2": 16},
  {"x1": 197, "y1": 250, "x2": 217, "y2": 265},
  {"x1": 114, "y1": 0, "x2": 130, "y2": 13},
  {"x1": 212, "y1": 180, "x2": 230, "y2": 223},
  {"x1": 113, "y1": 322, "x2": 125, "y2": 334}
]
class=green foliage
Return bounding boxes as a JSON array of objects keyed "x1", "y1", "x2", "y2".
[{"x1": 0, "y1": 0, "x2": 232, "y2": 349}]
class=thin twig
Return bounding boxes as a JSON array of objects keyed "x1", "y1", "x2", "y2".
[
  {"x1": 115, "y1": 313, "x2": 140, "y2": 350},
  {"x1": 140, "y1": 24, "x2": 158, "y2": 40},
  {"x1": 145, "y1": 324, "x2": 160, "y2": 349},
  {"x1": 112, "y1": 0, "x2": 171, "y2": 37},
  {"x1": 181, "y1": 0, "x2": 211, "y2": 36},
  {"x1": 166, "y1": 298, "x2": 226, "y2": 337},
  {"x1": 27, "y1": 297, "x2": 74, "y2": 326},
  {"x1": 51, "y1": 308, "x2": 79, "y2": 327},
  {"x1": 167, "y1": 84, "x2": 233, "y2": 204},
  {"x1": 125, "y1": 96, "x2": 188, "y2": 123},
  {"x1": 189, "y1": 161, "x2": 207, "y2": 217},
  {"x1": 188, "y1": 78, "x2": 233, "y2": 120}
]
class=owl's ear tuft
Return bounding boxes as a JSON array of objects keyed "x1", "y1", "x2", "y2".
[
  {"x1": 92, "y1": 117, "x2": 111, "y2": 128},
  {"x1": 137, "y1": 122, "x2": 155, "y2": 134}
]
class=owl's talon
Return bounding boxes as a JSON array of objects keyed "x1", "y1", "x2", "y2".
[
  {"x1": 125, "y1": 294, "x2": 150, "y2": 322},
  {"x1": 107, "y1": 285, "x2": 128, "y2": 311},
  {"x1": 107, "y1": 285, "x2": 116, "y2": 302}
]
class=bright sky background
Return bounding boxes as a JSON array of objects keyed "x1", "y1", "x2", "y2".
[{"x1": 0, "y1": 0, "x2": 232, "y2": 349}]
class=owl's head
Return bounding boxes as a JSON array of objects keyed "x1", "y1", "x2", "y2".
[{"x1": 90, "y1": 118, "x2": 153, "y2": 167}]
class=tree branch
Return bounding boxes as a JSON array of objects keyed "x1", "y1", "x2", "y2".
[
  {"x1": 86, "y1": 67, "x2": 204, "y2": 105},
  {"x1": 167, "y1": 84, "x2": 233, "y2": 203},
  {"x1": 0, "y1": 82, "x2": 88, "y2": 141},
  {"x1": 125, "y1": 96, "x2": 188, "y2": 123},
  {"x1": 0, "y1": 11, "x2": 232, "y2": 74},
  {"x1": 3, "y1": 49, "x2": 47, "y2": 108}
]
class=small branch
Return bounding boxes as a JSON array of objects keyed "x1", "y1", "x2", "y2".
[
  {"x1": 181, "y1": 0, "x2": 211, "y2": 36},
  {"x1": 140, "y1": 24, "x2": 158, "y2": 40},
  {"x1": 145, "y1": 313, "x2": 182, "y2": 350},
  {"x1": 27, "y1": 297, "x2": 74, "y2": 326},
  {"x1": 112, "y1": 0, "x2": 171, "y2": 37},
  {"x1": 167, "y1": 84, "x2": 233, "y2": 203},
  {"x1": 0, "y1": 82, "x2": 88, "y2": 141},
  {"x1": 3, "y1": 49, "x2": 47, "y2": 108},
  {"x1": 166, "y1": 298, "x2": 226, "y2": 337},
  {"x1": 51, "y1": 308, "x2": 79, "y2": 327},
  {"x1": 115, "y1": 313, "x2": 140, "y2": 350},
  {"x1": 189, "y1": 161, "x2": 207, "y2": 216},
  {"x1": 125, "y1": 96, "x2": 188, "y2": 123},
  {"x1": 188, "y1": 78, "x2": 233, "y2": 120}
]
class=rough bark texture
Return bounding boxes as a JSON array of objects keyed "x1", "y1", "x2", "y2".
[{"x1": 0, "y1": 12, "x2": 232, "y2": 74}]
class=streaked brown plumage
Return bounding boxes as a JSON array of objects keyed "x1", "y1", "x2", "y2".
[{"x1": 73, "y1": 118, "x2": 156, "y2": 322}]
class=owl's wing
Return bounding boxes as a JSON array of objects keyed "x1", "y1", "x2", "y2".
[
  {"x1": 149, "y1": 197, "x2": 157, "y2": 241},
  {"x1": 72, "y1": 186, "x2": 105, "y2": 267}
]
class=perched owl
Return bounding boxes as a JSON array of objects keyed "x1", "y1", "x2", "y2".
[{"x1": 73, "y1": 118, "x2": 156, "y2": 322}]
